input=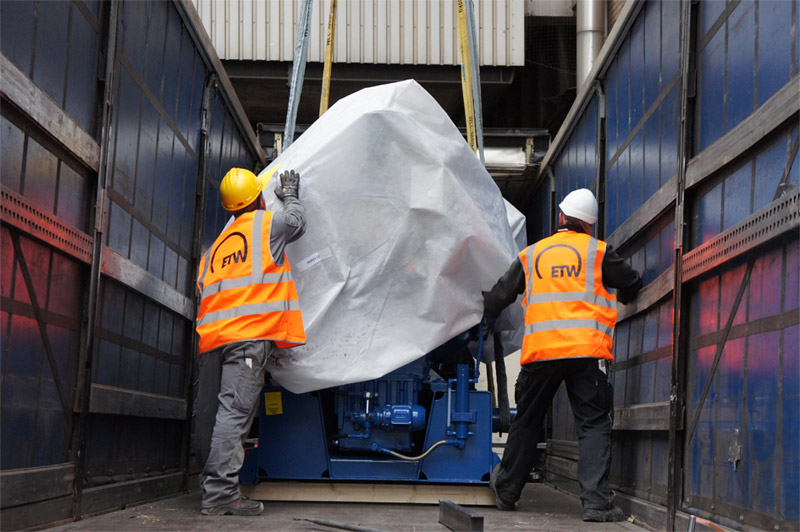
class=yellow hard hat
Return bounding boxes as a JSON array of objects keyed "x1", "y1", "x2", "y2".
[{"x1": 220, "y1": 168, "x2": 261, "y2": 211}]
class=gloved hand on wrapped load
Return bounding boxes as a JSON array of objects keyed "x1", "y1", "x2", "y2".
[{"x1": 274, "y1": 169, "x2": 300, "y2": 201}]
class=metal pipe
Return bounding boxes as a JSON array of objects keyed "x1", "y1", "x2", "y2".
[
  {"x1": 283, "y1": 0, "x2": 313, "y2": 148},
  {"x1": 473, "y1": 320, "x2": 484, "y2": 382},
  {"x1": 493, "y1": 332, "x2": 511, "y2": 433},
  {"x1": 182, "y1": 72, "x2": 218, "y2": 495},
  {"x1": 454, "y1": 364, "x2": 470, "y2": 443},
  {"x1": 447, "y1": 382, "x2": 452, "y2": 428},
  {"x1": 668, "y1": 2, "x2": 697, "y2": 528},
  {"x1": 75, "y1": 1, "x2": 119, "y2": 519},
  {"x1": 594, "y1": 79, "x2": 606, "y2": 237},
  {"x1": 576, "y1": 0, "x2": 606, "y2": 89}
]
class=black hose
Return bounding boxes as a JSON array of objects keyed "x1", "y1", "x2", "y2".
[{"x1": 493, "y1": 332, "x2": 511, "y2": 433}]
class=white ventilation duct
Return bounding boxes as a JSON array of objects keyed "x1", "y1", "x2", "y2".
[{"x1": 576, "y1": 0, "x2": 606, "y2": 87}]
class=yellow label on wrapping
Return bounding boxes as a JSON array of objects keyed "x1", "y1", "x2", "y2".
[{"x1": 264, "y1": 392, "x2": 283, "y2": 415}]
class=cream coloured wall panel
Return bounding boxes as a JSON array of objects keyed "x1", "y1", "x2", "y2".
[{"x1": 189, "y1": 0, "x2": 525, "y2": 66}]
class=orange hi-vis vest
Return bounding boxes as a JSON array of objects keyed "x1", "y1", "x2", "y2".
[
  {"x1": 519, "y1": 230, "x2": 617, "y2": 365},
  {"x1": 196, "y1": 210, "x2": 305, "y2": 354}
]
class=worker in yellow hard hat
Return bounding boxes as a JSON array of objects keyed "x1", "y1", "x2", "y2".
[
  {"x1": 193, "y1": 166, "x2": 306, "y2": 516},
  {"x1": 483, "y1": 188, "x2": 641, "y2": 522}
]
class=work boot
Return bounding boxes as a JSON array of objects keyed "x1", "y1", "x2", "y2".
[
  {"x1": 582, "y1": 505, "x2": 625, "y2": 522},
  {"x1": 201, "y1": 496, "x2": 264, "y2": 516},
  {"x1": 489, "y1": 464, "x2": 515, "y2": 511}
]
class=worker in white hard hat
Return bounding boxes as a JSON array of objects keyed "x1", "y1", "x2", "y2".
[
  {"x1": 483, "y1": 188, "x2": 641, "y2": 522},
  {"x1": 194, "y1": 167, "x2": 306, "y2": 516}
]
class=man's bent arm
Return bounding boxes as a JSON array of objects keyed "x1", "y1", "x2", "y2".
[
  {"x1": 269, "y1": 197, "x2": 306, "y2": 265},
  {"x1": 601, "y1": 245, "x2": 642, "y2": 304},
  {"x1": 484, "y1": 258, "x2": 526, "y2": 315}
]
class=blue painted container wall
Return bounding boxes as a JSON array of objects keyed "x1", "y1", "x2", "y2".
[
  {"x1": 688, "y1": 0, "x2": 799, "y2": 521},
  {"x1": 90, "y1": 0, "x2": 257, "y2": 481},
  {"x1": 1, "y1": 0, "x2": 102, "y2": 471},
  {"x1": 201, "y1": 91, "x2": 259, "y2": 250},
  {"x1": 687, "y1": 122, "x2": 799, "y2": 523},
  {"x1": 696, "y1": 0, "x2": 797, "y2": 152},
  {"x1": 551, "y1": 0, "x2": 681, "y2": 506},
  {"x1": 554, "y1": 95, "x2": 598, "y2": 207},
  {"x1": 527, "y1": 176, "x2": 553, "y2": 244},
  {"x1": 0, "y1": 0, "x2": 259, "y2": 495},
  {"x1": 605, "y1": 0, "x2": 681, "y2": 237},
  {"x1": 542, "y1": 0, "x2": 799, "y2": 527}
]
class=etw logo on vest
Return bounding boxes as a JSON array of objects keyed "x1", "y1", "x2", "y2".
[
  {"x1": 210, "y1": 232, "x2": 248, "y2": 273},
  {"x1": 551, "y1": 264, "x2": 580, "y2": 277},
  {"x1": 221, "y1": 249, "x2": 246, "y2": 268},
  {"x1": 535, "y1": 244, "x2": 583, "y2": 279}
]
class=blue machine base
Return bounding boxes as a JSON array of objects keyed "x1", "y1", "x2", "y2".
[{"x1": 241, "y1": 385, "x2": 501, "y2": 485}]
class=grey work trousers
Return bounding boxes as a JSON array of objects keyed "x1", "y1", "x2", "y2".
[
  {"x1": 193, "y1": 340, "x2": 270, "y2": 509},
  {"x1": 493, "y1": 357, "x2": 615, "y2": 510}
]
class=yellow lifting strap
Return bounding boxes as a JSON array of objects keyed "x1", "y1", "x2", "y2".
[
  {"x1": 456, "y1": 0, "x2": 485, "y2": 164},
  {"x1": 319, "y1": 0, "x2": 338, "y2": 117},
  {"x1": 456, "y1": 0, "x2": 477, "y2": 153}
]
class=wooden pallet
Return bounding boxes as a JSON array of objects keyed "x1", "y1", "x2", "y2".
[{"x1": 241, "y1": 481, "x2": 496, "y2": 506}]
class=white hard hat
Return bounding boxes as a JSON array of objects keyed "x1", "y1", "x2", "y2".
[{"x1": 559, "y1": 188, "x2": 598, "y2": 225}]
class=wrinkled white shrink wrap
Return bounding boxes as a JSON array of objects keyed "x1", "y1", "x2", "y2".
[{"x1": 259, "y1": 80, "x2": 524, "y2": 393}]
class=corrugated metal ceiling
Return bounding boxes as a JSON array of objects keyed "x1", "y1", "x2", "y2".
[{"x1": 189, "y1": 0, "x2": 525, "y2": 66}]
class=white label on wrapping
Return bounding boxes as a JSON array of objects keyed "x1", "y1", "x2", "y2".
[{"x1": 296, "y1": 247, "x2": 333, "y2": 273}]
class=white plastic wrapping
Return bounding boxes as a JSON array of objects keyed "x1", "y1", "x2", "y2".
[{"x1": 259, "y1": 80, "x2": 523, "y2": 393}]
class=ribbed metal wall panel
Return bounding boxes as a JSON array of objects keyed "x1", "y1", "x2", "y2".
[
  {"x1": 554, "y1": 94, "x2": 599, "y2": 211},
  {"x1": 190, "y1": 0, "x2": 525, "y2": 66},
  {"x1": 535, "y1": 0, "x2": 799, "y2": 530},
  {"x1": 0, "y1": 0, "x2": 263, "y2": 528}
]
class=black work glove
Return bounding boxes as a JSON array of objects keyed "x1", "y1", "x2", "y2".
[{"x1": 274, "y1": 169, "x2": 300, "y2": 201}]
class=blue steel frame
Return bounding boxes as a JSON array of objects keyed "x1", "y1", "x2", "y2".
[
  {"x1": 241, "y1": 379, "x2": 498, "y2": 484},
  {"x1": 242, "y1": 330, "x2": 500, "y2": 485}
]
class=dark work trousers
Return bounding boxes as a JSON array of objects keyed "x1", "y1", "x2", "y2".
[
  {"x1": 494, "y1": 357, "x2": 615, "y2": 510},
  {"x1": 193, "y1": 340, "x2": 270, "y2": 509}
]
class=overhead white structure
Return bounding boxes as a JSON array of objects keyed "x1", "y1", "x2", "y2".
[{"x1": 189, "y1": 0, "x2": 525, "y2": 66}]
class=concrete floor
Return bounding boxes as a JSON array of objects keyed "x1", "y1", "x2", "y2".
[{"x1": 47, "y1": 483, "x2": 644, "y2": 532}]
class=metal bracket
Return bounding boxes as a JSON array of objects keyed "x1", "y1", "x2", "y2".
[
  {"x1": 525, "y1": 137, "x2": 534, "y2": 165},
  {"x1": 1, "y1": 185, "x2": 93, "y2": 264},
  {"x1": 94, "y1": 188, "x2": 106, "y2": 234},
  {"x1": 439, "y1": 500, "x2": 484, "y2": 532},
  {"x1": 727, "y1": 428, "x2": 741, "y2": 472},
  {"x1": 682, "y1": 188, "x2": 800, "y2": 282}
]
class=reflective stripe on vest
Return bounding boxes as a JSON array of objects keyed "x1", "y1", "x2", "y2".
[
  {"x1": 524, "y1": 318, "x2": 614, "y2": 337},
  {"x1": 196, "y1": 210, "x2": 305, "y2": 354},
  {"x1": 520, "y1": 231, "x2": 617, "y2": 364},
  {"x1": 197, "y1": 299, "x2": 302, "y2": 327}
]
